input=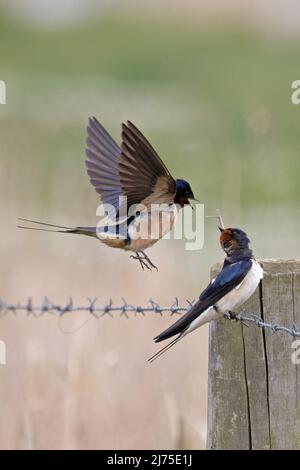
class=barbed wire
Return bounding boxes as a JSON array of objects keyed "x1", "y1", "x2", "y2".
[{"x1": 0, "y1": 297, "x2": 299, "y2": 338}]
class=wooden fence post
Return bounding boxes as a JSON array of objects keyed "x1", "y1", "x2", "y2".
[{"x1": 207, "y1": 259, "x2": 300, "y2": 450}]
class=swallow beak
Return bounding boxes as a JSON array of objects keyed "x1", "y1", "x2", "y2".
[
  {"x1": 218, "y1": 226, "x2": 224, "y2": 232},
  {"x1": 188, "y1": 197, "x2": 199, "y2": 211}
]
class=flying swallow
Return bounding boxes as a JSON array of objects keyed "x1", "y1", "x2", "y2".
[
  {"x1": 18, "y1": 118, "x2": 197, "y2": 270},
  {"x1": 149, "y1": 227, "x2": 263, "y2": 362}
]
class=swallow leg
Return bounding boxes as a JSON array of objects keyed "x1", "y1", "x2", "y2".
[
  {"x1": 140, "y1": 251, "x2": 158, "y2": 271},
  {"x1": 130, "y1": 251, "x2": 158, "y2": 271},
  {"x1": 130, "y1": 252, "x2": 151, "y2": 271}
]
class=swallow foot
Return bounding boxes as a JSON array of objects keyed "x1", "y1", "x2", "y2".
[
  {"x1": 225, "y1": 310, "x2": 238, "y2": 321},
  {"x1": 130, "y1": 252, "x2": 158, "y2": 271},
  {"x1": 130, "y1": 252, "x2": 151, "y2": 271},
  {"x1": 140, "y1": 251, "x2": 158, "y2": 271}
]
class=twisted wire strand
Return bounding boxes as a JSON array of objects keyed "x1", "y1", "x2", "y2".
[{"x1": 0, "y1": 297, "x2": 299, "y2": 337}]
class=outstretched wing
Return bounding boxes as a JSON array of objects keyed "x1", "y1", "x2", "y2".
[
  {"x1": 85, "y1": 117, "x2": 123, "y2": 219},
  {"x1": 119, "y1": 121, "x2": 176, "y2": 210},
  {"x1": 154, "y1": 259, "x2": 252, "y2": 342},
  {"x1": 85, "y1": 118, "x2": 176, "y2": 219}
]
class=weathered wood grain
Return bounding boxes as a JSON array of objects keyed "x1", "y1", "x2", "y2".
[
  {"x1": 207, "y1": 259, "x2": 300, "y2": 450},
  {"x1": 207, "y1": 263, "x2": 250, "y2": 450},
  {"x1": 292, "y1": 271, "x2": 300, "y2": 449},
  {"x1": 241, "y1": 284, "x2": 270, "y2": 450}
]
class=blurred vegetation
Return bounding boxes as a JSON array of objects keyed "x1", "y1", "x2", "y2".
[
  {"x1": 1, "y1": 8, "x2": 300, "y2": 450},
  {"x1": 1, "y1": 12, "x2": 300, "y2": 215}
]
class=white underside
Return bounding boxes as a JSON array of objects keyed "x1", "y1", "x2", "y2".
[
  {"x1": 96, "y1": 230, "x2": 126, "y2": 240},
  {"x1": 184, "y1": 259, "x2": 263, "y2": 335},
  {"x1": 127, "y1": 204, "x2": 178, "y2": 240},
  {"x1": 95, "y1": 204, "x2": 179, "y2": 252}
]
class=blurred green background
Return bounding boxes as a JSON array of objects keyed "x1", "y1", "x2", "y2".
[{"x1": 0, "y1": 0, "x2": 300, "y2": 450}]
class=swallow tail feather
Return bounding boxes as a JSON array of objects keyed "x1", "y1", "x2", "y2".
[
  {"x1": 17, "y1": 218, "x2": 128, "y2": 249},
  {"x1": 153, "y1": 298, "x2": 211, "y2": 343},
  {"x1": 17, "y1": 218, "x2": 98, "y2": 237},
  {"x1": 148, "y1": 334, "x2": 183, "y2": 363}
]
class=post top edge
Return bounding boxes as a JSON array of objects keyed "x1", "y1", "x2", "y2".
[{"x1": 212, "y1": 258, "x2": 300, "y2": 274}]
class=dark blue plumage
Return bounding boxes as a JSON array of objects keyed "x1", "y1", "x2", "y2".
[
  {"x1": 175, "y1": 179, "x2": 195, "y2": 199},
  {"x1": 154, "y1": 258, "x2": 252, "y2": 343},
  {"x1": 18, "y1": 118, "x2": 198, "y2": 271},
  {"x1": 199, "y1": 259, "x2": 252, "y2": 302},
  {"x1": 149, "y1": 227, "x2": 263, "y2": 362}
]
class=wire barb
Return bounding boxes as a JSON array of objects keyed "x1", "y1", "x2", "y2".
[{"x1": 0, "y1": 298, "x2": 299, "y2": 338}]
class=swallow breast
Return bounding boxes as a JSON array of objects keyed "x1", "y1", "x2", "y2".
[
  {"x1": 216, "y1": 260, "x2": 263, "y2": 313},
  {"x1": 126, "y1": 203, "x2": 178, "y2": 251}
]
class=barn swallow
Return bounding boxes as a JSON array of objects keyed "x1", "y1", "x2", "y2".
[
  {"x1": 149, "y1": 227, "x2": 263, "y2": 362},
  {"x1": 18, "y1": 118, "x2": 197, "y2": 270}
]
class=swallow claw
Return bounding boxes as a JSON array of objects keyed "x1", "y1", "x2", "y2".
[
  {"x1": 130, "y1": 253, "x2": 150, "y2": 271},
  {"x1": 225, "y1": 310, "x2": 238, "y2": 321},
  {"x1": 130, "y1": 251, "x2": 158, "y2": 271}
]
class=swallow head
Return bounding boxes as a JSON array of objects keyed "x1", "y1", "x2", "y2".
[
  {"x1": 175, "y1": 179, "x2": 196, "y2": 207},
  {"x1": 219, "y1": 227, "x2": 250, "y2": 255}
]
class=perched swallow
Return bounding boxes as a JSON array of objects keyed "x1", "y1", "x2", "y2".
[
  {"x1": 18, "y1": 118, "x2": 197, "y2": 270},
  {"x1": 149, "y1": 227, "x2": 263, "y2": 362}
]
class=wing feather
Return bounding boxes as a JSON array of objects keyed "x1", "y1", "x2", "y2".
[
  {"x1": 119, "y1": 121, "x2": 175, "y2": 209},
  {"x1": 85, "y1": 118, "x2": 123, "y2": 218},
  {"x1": 85, "y1": 117, "x2": 176, "y2": 218},
  {"x1": 154, "y1": 259, "x2": 253, "y2": 342}
]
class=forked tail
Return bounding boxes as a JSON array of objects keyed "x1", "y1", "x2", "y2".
[
  {"x1": 148, "y1": 333, "x2": 184, "y2": 363},
  {"x1": 17, "y1": 218, "x2": 97, "y2": 237}
]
